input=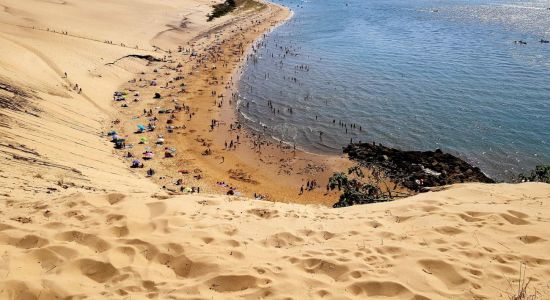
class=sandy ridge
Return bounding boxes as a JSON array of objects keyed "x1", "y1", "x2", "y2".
[{"x1": 1, "y1": 183, "x2": 550, "y2": 299}]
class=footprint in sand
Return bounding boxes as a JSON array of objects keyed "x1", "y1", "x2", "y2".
[
  {"x1": 262, "y1": 232, "x2": 304, "y2": 248},
  {"x1": 106, "y1": 193, "x2": 126, "y2": 205},
  {"x1": 418, "y1": 259, "x2": 469, "y2": 290},
  {"x1": 0, "y1": 233, "x2": 49, "y2": 249},
  {"x1": 518, "y1": 235, "x2": 546, "y2": 244},
  {"x1": 347, "y1": 280, "x2": 427, "y2": 299},
  {"x1": 55, "y1": 230, "x2": 110, "y2": 253},
  {"x1": 206, "y1": 275, "x2": 260, "y2": 293},
  {"x1": 71, "y1": 258, "x2": 119, "y2": 283}
]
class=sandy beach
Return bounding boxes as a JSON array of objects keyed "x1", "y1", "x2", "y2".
[
  {"x1": 107, "y1": 1, "x2": 362, "y2": 206},
  {"x1": 1, "y1": 0, "x2": 550, "y2": 299}
]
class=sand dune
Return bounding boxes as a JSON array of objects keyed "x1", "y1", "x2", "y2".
[
  {"x1": 1, "y1": 183, "x2": 550, "y2": 299},
  {"x1": 0, "y1": 0, "x2": 219, "y2": 200},
  {"x1": 1, "y1": 0, "x2": 550, "y2": 299}
]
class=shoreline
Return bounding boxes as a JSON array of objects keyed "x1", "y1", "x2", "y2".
[
  {"x1": 107, "y1": 0, "x2": 502, "y2": 206},
  {"x1": 223, "y1": 7, "x2": 341, "y2": 159},
  {"x1": 110, "y1": 0, "x2": 357, "y2": 206},
  {"x1": 230, "y1": 1, "x2": 550, "y2": 182}
]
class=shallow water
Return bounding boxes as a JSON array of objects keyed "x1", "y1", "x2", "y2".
[{"x1": 238, "y1": 0, "x2": 550, "y2": 180}]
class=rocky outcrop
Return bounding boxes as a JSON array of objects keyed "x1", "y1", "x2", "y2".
[{"x1": 344, "y1": 142, "x2": 494, "y2": 191}]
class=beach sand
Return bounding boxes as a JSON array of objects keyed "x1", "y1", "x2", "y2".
[
  {"x1": 1, "y1": 0, "x2": 550, "y2": 299},
  {"x1": 2, "y1": 184, "x2": 550, "y2": 299},
  {"x1": 0, "y1": 0, "x2": 220, "y2": 200},
  {"x1": 108, "y1": 1, "x2": 363, "y2": 206}
]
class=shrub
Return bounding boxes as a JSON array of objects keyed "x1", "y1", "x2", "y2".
[
  {"x1": 207, "y1": 0, "x2": 237, "y2": 21},
  {"x1": 329, "y1": 166, "x2": 391, "y2": 208}
]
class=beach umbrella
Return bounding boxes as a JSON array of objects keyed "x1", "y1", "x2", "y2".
[
  {"x1": 156, "y1": 138, "x2": 165, "y2": 144},
  {"x1": 144, "y1": 152, "x2": 154, "y2": 159},
  {"x1": 140, "y1": 137, "x2": 148, "y2": 143},
  {"x1": 137, "y1": 124, "x2": 146, "y2": 132},
  {"x1": 107, "y1": 130, "x2": 117, "y2": 136}
]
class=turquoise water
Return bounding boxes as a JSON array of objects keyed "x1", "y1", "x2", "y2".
[{"x1": 238, "y1": 0, "x2": 550, "y2": 180}]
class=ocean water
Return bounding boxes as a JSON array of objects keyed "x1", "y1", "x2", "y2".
[{"x1": 237, "y1": 0, "x2": 550, "y2": 180}]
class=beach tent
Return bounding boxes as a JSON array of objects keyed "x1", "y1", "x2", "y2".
[{"x1": 137, "y1": 124, "x2": 146, "y2": 132}]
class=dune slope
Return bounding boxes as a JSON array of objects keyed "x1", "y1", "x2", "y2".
[
  {"x1": 1, "y1": 183, "x2": 550, "y2": 299},
  {"x1": 0, "y1": 0, "x2": 219, "y2": 199}
]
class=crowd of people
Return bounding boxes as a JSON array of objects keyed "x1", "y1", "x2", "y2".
[{"x1": 105, "y1": 9, "x2": 337, "y2": 201}]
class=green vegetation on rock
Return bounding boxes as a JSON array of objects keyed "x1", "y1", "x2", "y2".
[{"x1": 329, "y1": 166, "x2": 396, "y2": 208}]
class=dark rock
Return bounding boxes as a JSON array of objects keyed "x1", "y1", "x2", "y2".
[{"x1": 343, "y1": 142, "x2": 494, "y2": 191}]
